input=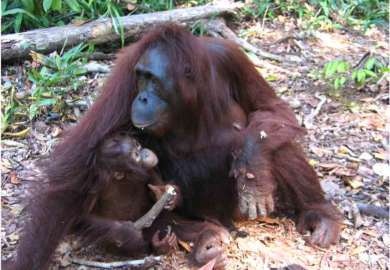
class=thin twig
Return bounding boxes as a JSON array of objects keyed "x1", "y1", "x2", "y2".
[
  {"x1": 261, "y1": 5, "x2": 269, "y2": 30},
  {"x1": 72, "y1": 256, "x2": 161, "y2": 269},
  {"x1": 204, "y1": 18, "x2": 302, "y2": 63},
  {"x1": 303, "y1": 94, "x2": 327, "y2": 129},
  {"x1": 353, "y1": 51, "x2": 371, "y2": 69}
]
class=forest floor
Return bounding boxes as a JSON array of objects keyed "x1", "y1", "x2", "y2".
[{"x1": 1, "y1": 14, "x2": 389, "y2": 270}]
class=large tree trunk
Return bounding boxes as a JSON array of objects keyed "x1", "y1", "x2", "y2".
[{"x1": 2, "y1": 4, "x2": 239, "y2": 61}]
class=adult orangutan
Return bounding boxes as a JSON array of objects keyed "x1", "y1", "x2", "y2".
[{"x1": 4, "y1": 23, "x2": 341, "y2": 270}]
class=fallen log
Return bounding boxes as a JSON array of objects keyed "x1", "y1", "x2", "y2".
[{"x1": 2, "y1": 4, "x2": 241, "y2": 61}]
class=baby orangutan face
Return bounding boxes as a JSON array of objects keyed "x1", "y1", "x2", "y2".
[{"x1": 98, "y1": 132, "x2": 158, "y2": 171}]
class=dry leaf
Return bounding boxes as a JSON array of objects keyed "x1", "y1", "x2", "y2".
[
  {"x1": 351, "y1": 246, "x2": 367, "y2": 256},
  {"x1": 258, "y1": 216, "x2": 281, "y2": 225},
  {"x1": 2, "y1": 139, "x2": 28, "y2": 148},
  {"x1": 8, "y1": 233, "x2": 19, "y2": 243},
  {"x1": 382, "y1": 234, "x2": 390, "y2": 246},
  {"x1": 338, "y1": 145, "x2": 356, "y2": 156},
  {"x1": 309, "y1": 159, "x2": 318, "y2": 166},
  {"x1": 3, "y1": 127, "x2": 30, "y2": 138},
  {"x1": 310, "y1": 146, "x2": 332, "y2": 157},
  {"x1": 178, "y1": 239, "x2": 192, "y2": 253},
  {"x1": 0, "y1": 159, "x2": 12, "y2": 173},
  {"x1": 346, "y1": 176, "x2": 363, "y2": 189},
  {"x1": 331, "y1": 167, "x2": 356, "y2": 177},
  {"x1": 373, "y1": 163, "x2": 390, "y2": 177},
  {"x1": 359, "y1": 152, "x2": 373, "y2": 161},
  {"x1": 236, "y1": 238, "x2": 261, "y2": 253},
  {"x1": 10, "y1": 171, "x2": 20, "y2": 185},
  {"x1": 318, "y1": 163, "x2": 339, "y2": 170},
  {"x1": 360, "y1": 97, "x2": 374, "y2": 103},
  {"x1": 373, "y1": 152, "x2": 386, "y2": 160},
  {"x1": 51, "y1": 127, "x2": 63, "y2": 137}
]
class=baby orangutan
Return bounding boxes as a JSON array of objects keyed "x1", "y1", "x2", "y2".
[
  {"x1": 76, "y1": 131, "x2": 176, "y2": 255},
  {"x1": 79, "y1": 132, "x2": 230, "y2": 268}
]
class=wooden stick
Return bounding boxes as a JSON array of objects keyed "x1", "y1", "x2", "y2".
[
  {"x1": 303, "y1": 94, "x2": 326, "y2": 129},
  {"x1": 72, "y1": 256, "x2": 161, "y2": 269},
  {"x1": 134, "y1": 185, "x2": 176, "y2": 230}
]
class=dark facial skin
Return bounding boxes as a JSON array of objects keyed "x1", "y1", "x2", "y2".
[
  {"x1": 131, "y1": 47, "x2": 174, "y2": 136},
  {"x1": 98, "y1": 133, "x2": 158, "y2": 170}
]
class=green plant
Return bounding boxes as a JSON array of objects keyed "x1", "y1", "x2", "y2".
[
  {"x1": 1, "y1": 44, "x2": 92, "y2": 134},
  {"x1": 351, "y1": 57, "x2": 388, "y2": 87},
  {"x1": 321, "y1": 56, "x2": 388, "y2": 92},
  {"x1": 191, "y1": 20, "x2": 207, "y2": 36},
  {"x1": 136, "y1": 0, "x2": 175, "y2": 12},
  {"x1": 2, "y1": 0, "x2": 211, "y2": 35},
  {"x1": 322, "y1": 60, "x2": 350, "y2": 90},
  {"x1": 242, "y1": 0, "x2": 274, "y2": 18},
  {"x1": 1, "y1": 0, "x2": 127, "y2": 43},
  {"x1": 27, "y1": 44, "x2": 89, "y2": 119},
  {"x1": 1, "y1": 87, "x2": 18, "y2": 133},
  {"x1": 240, "y1": 0, "x2": 388, "y2": 31},
  {"x1": 328, "y1": 0, "x2": 388, "y2": 29},
  {"x1": 136, "y1": 0, "x2": 209, "y2": 13}
]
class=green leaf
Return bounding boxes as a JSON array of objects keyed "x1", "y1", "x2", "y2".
[
  {"x1": 352, "y1": 70, "x2": 358, "y2": 81},
  {"x1": 381, "y1": 67, "x2": 389, "y2": 73},
  {"x1": 365, "y1": 58, "x2": 376, "y2": 70},
  {"x1": 43, "y1": 0, "x2": 53, "y2": 12},
  {"x1": 2, "y1": 7, "x2": 40, "y2": 26},
  {"x1": 2, "y1": 0, "x2": 8, "y2": 13},
  {"x1": 339, "y1": 76, "x2": 347, "y2": 87},
  {"x1": 324, "y1": 61, "x2": 338, "y2": 78},
  {"x1": 14, "y1": 13, "x2": 23, "y2": 33},
  {"x1": 21, "y1": 0, "x2": 35, "y2": 13},
  {"x1": 51, "y1": 0, "x2": 62, "y2": 11},
  {"x1": 266, "y1": 74, "x2": 278, "y2": 81},
  {"x1": 110, "y1": 6, "x2": 124, "y2": 46},
  {"x1": 73, "y1": 67, "x2": 87, "y2": 76},
  {"x1": 334, "y1": 77, "x2": 340, "y2": 90},
  {"x1": 357, "y1": 70, "x2": 366, "y2": 84},
  {"x1": 364, "y1": 70, "x2": 378, "y2": 78},
  {"x1": 336, "y1": 61, "x2": 350, "y2": 73},
  {"x1": 37, "y1": 98, "x2": 56, "y2": 107},
  {"x1": 64, "y1": 0, "x2": 80, "y2": 12},
  {"x1": 29, "y1": 103, "x2": 39, "y2": 119}
]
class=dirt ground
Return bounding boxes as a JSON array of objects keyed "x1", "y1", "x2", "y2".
[{"x1": 1, "y1": 16, "x2": 389, "y2": 270}]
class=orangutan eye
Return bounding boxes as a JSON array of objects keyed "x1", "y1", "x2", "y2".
[
  {"x1": 136, "y1": 143, "x2": 141, "y2": 150},
  {"x1": 132, "y1": 151, "x2": 141, "y2": 162}
]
